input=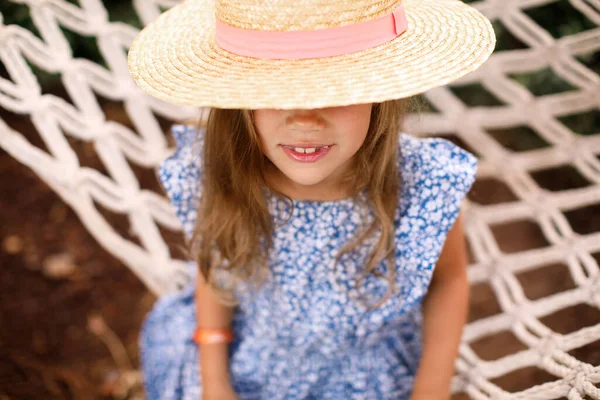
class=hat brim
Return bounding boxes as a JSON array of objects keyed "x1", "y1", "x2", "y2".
[{"x1": 128, "y1": 0, "x2": 496, "y2": 110}]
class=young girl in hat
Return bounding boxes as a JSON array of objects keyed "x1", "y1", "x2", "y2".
[{"x1": 128, "y1": 0, "x2": 495, "y2": 398}]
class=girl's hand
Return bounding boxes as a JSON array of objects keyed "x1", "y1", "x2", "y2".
[{"x1": 202, "y1": 383, "x2": 239, "y2": 400}]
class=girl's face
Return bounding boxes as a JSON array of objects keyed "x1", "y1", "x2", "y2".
[{"x1": 253, "y1": 104, "x2": 372, "y2": 200}]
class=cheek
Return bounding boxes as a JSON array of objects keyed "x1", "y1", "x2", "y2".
[
  {"x1": 253, "y1": 110, "x2": 283, "y2": 146},
  {"x1": 351, "y1": 103, "x2": 373, "y2": 128},
  {"x1": 257, "y1": 132, "x2": 278, "y2": 158},
  {"x1": 346, "y1": 129, "x2": 368, "y2": 153},
  {"x1": 340, "y1": 104, "x2": 372, "y2": 148}
]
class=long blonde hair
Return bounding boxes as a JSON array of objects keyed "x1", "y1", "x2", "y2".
[{"x1": 192, "y1": 99, "x2": 410, "y2": 309}]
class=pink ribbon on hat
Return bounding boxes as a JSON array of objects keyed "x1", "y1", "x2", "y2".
[{"x1": 215, "y1": 5, "x2": 408, "y2": 60}]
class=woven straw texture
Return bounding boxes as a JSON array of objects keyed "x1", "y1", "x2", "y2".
[
  {"x1": 128, "y1": 0, "x2": 496, "y2": 109},
  {"x1": 0, "y1": 0, "x2": 599, "y2": 398},
  {"x1": 216, "y1": 0, "x2": 402, "y2": 30}
]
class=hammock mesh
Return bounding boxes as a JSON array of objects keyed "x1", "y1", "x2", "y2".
[{"x1": 0, "y1": 0, "x2": 599, "y2": 398}]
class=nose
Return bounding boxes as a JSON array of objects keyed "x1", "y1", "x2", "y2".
[{"x1": 286, "y1": 111, "x2": 325, "y2": 132}]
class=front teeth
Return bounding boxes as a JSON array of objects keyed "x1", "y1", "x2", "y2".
[
  {"x1": 292, "y1": 146, "x2": 328, "y2": 154},
  {"x1": 295, "y1": 147, "x2": 315, "y2": 154}
]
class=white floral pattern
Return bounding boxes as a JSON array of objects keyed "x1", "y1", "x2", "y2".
[{"x1": 140, "y1": 125, "x2": 478, "y2": 400}]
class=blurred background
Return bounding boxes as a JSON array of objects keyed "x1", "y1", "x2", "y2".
[{"x1": 0, "y1": 0, "x2": 599, "y2": 399}]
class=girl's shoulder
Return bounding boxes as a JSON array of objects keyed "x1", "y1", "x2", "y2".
[
  {"x1": 397, "y1": 133, "x2": 478, "y2": 235},
  {"x1": 157, "y1": 124, "x2": 205, "y2": 237},
  {"x1": 398, "y1": 132, "x2": 478, "y2": 191}
]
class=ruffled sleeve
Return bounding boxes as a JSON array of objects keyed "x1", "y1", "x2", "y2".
[
  {"x1": 401, "y1": 134, "x2": 478, "y2": 231},
  {"x1": 395, "y1": 133, "x2": 478, "y2": 306},
  {"x1": 158, "y1": 124, "x2": 204, "y2": 239}
]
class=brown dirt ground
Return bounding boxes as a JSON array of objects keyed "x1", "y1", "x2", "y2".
[
  {"x1": 0, "y1": 137, "x2": 154, "y2": 398},
  {"x1": 0, "y1": 98, "x2": 599, "y2": 399},
  {"x1": 0, "y1": 93, "x2": 180, "y2": 400}
]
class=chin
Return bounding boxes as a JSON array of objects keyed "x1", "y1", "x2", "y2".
[
  {"x1": 288, "y1": 176, "x2": 326, "y2": 188},
  {"x1": 281, "y1": 171, "x2": 328, "y2": 188}
]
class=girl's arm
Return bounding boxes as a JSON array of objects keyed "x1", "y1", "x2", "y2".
[
  {"x1": 409, "y1": 212, "x2": 470, "y2": 400},
  {"x1": 196, "y1": 271, "x2": 236, "y2": 392}
]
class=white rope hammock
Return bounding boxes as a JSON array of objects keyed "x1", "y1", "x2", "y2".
[{"x1": 0, "y1": 0, "x2": 599, "y2": 398}]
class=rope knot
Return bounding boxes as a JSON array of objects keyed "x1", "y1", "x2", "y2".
[
  {"x1": 573, "y1": 371, "x2": 587, "y2": 394},
  {"x1": 536, "y1": 334, "x2": 561, "y2": 357}
]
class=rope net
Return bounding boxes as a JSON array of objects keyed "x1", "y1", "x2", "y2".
[{"x1": 0, "y1": 0, "x2": 598, "y2": 398}]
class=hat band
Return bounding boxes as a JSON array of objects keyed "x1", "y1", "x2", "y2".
[{"x1": 215, "y1": 5, "x2": 408, "y2": 60}]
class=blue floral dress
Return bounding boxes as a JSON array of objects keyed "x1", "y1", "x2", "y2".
[{"x1": 141, "y1": 124, "x2": 478, "y2": 400}]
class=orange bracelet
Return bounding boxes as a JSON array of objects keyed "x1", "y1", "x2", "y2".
[{"x1": 193, "y1": 327, "x2": 234, "y2": 345}]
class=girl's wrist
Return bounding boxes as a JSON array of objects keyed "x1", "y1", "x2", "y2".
[
  {"x1": 201, "y1": 367, "x2": 233, "y2": 391},
  {"x1": 410, "y1": 394, "x2": 449, "y2": 400},
  {"x1": 198, "y1": 341, "x2": 232, "y2": 386},
  {"x1": 409, "y1": 387, "x2": 450, "y2": 400}
]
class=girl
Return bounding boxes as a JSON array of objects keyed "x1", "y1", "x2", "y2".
[{"x1": 128, "y1": 0, "x2": 495, "y2": 399}]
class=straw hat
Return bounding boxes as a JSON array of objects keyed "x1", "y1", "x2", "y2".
[{"x1": 128, "y1": 0, "x2": 495, "y2": 110}]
